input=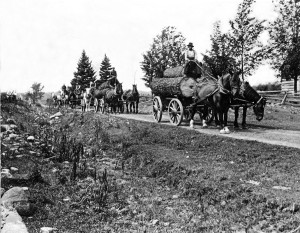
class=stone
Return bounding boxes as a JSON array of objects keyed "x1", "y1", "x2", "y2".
[
  {"x1": 9, "y1": 124, "x2": 18, "y2": 130},
  {"x1": 172, "y1": 194, "x2": 179, "y2": 199},
  {"x1": 27, "y1": 136, "x2": 35, "y2": 142},
  {"x1": 6, "y1": 118, "x2": 17, "y2": 124},
  {"x1": 1, "y1": 205, "x2": 29, "y2": 233},
  {"x1": 1, "y1": 124, "x2": 10, "y2": 132},
  {"x1": 9, "y1": 134, "x2": 18, "y2": 140},
  {"x1": 50, "y1": 112, "x2": 63, "y2": 119},
  {"x1": 152, "y1": 219, "x2": 159, "y2": 225},
  {"x1": 40, "y1": 227, "x2": 58, "y2": 233},
  {"x1": 10, "y1": 167, "x2": 19, "y2": 172},
  {"x1": 1, "y1": 187, "x2": 5, "y2": 197},
  {"x1": 1, "y1": 169, "x2": 13, "y2": 178},
  {"x1": 1, "y1": 187, "x2": 34, "y2": 216}
]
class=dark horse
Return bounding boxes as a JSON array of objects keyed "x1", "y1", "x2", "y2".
[
  {"x1": 232, "y1": 81, "x2": 267, "y2": 129},
  {"x1": 89, "y1": 83, "x2": 123, "y2": 113},
  {"x1": 191, "y1": 71, "x2": 241, "y2": 133},
  {"x1": 123, "y1": 84, "x2": 139, "y2": 113}
]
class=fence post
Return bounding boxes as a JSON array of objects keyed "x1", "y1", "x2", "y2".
[{"x1": 281, "y1": 91, "x2": 288, "y2": 105}]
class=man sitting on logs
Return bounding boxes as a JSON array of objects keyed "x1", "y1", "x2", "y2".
[{"x1": 183, "y1": 42, "x2": 202, "y2": 79}]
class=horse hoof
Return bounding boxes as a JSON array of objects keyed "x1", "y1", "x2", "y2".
[
  {"x1": 242, "y1": 125, "x2": 247, "y2": 129},
  {"x1": 202, "y1": 124, "x2": 208, "y2": 128},
  {"x1": 224, "y1": 127, "x2": 230, "y2": 134},
  {"x1": 220, "y1": 129, "x2": 226, "y2": 134}
]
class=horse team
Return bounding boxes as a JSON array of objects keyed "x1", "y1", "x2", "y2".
[{"x1": 51, "y1": 82, "x2": 140, "y2": 114}]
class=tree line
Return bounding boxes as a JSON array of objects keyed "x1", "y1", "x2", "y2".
[
  {"x1": 70, "y1": 51, "x2": 117, "y2": 90},
  {"x1": 141, "y1": 0, "x2": 300, "y2": 93}
]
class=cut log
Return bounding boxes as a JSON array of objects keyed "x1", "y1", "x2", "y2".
[
  {"x1": 150, "y1": 77, "x2": 197, "y2": 98},
  {"x1": 163, "y1": 66, "x2": 185, "y2": 78}
]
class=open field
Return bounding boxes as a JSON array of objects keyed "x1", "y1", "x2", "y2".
[{"x1": 1, "y1": 100, "x2": 300, "y2": 232}]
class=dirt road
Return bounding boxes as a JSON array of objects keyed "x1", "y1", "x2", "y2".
[{"x1": 114, "y1": 113, "x2": 300, "y2": 149}]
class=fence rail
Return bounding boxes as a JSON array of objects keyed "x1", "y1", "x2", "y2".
[{"x1": 258, "y1": 90, "x2": 300, "y2": 107}]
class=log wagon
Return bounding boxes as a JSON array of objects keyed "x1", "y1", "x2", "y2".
[{"x1": 149, "y1": 69, "x2": 213, "y2": 126}]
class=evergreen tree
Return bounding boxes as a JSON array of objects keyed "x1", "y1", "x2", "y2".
[
  {"x1": 141, "y1": 26, "x2": 186, "y2": 87},
  {"x1": 204, "y1": 21, "x2": 237, "y2": 78},
  {"x1": 228, "y1": 0, "x2": 266, "y2": 80},
  {"x1": 71, "y1": 50, "x2": 96, "y2": 89},
  {"x1": 99, "y1": 54, "x2": 112, "y2": 84},
  {"x1": 267, "y1": 0, "x2": 300, "y2": 92}
]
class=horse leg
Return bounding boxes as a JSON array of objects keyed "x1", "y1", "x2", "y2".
[
  {"x1": 242, "y1": 107, "x2": 247, "y2": 129},
  {"x1": 202, "y1": 106, "x2": 208, "y2": 128},
  {"x1": 136, "y1": 101, "x2": 139, "y2": 114},
  {"x1": 234, "y1": 107, "x2": 239, "y2": 128},
  {"x1": 189, "y1": 104, "x2": 197, "y2": 128},
  {"x1": 219, "y1": 112, "x2": 226, "y2": 134},
  {"x1": 223, "y1": 110, "x2": 230, "y2": 134}
]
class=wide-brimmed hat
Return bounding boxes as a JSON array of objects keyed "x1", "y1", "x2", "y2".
[{"x1": 187, "y1": 42, "x2": 194, "y2": 47}]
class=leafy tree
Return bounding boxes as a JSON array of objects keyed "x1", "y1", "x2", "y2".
[
  {"x1": 204, "y1": 21, "x2": 237, "y2": 78},
  {"x1": 267, "y1": 0, "x2": 300, "y2": 92},
  {"x1": 141, "y1": 26, "x2": 187, "y2": 87},
  {"x1": 228, "y1": 0, "x2": 266, "y2": 80},
  {"x1": 71, "y1": 50, "x2": 96, "y2": 89},
  {"x1": 99, "y1": 54, "x2": 113, "y2": 85},
  {"x1": 25, "y1": 82, "x2": 44, "y2": 104}
]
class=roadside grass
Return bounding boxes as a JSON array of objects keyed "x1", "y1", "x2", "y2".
[{"x1": 2, "y1": 101, "x2": 300, "y2": 232}]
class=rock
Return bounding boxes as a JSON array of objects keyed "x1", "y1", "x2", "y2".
[
  {"x1": 40, "y1": 227, "x2": 58, "y2": 233},
  {"x1": 172, "y1": 194, "x2": 179, "y2": 199},
  {"x1": 1, "y1": 169, "x2": 13, "y2": 178},
  {"x1": 1, "y1": 187, "x2": 34, "y2": 216},
  {"x1": 1, "y1": 124, "x2": 10, "y2": 132},
  {"x1": 9, "y1": 134, "x2": 18, "y2": 140},
  {"x1": 152, "y1": 219, "x2": 159, "y2": 225},
  {"x1": 9, "y1": 124, "x2": 18, "y2": 130},
  {"x1": 27, "y1": 136, "x2": 35, "y2": 142},
  {"x1": 50, "y1": 112, "x2": 63, "y2": 119},
  {"x1": 6, "y1": 118, "x2": 17, "y2": 124},
  {"x1": 10, "y1": 167, "x2": 19, "y2": 173},
  {"x1": 1, "y1": 205, "x2": 29, "y2": 233},
  {"x1": 1, "y1": 187, "x2": 5, "y2": 197},
  {"x1": 272, "y1": 186, "x2": 291, "y2": 191}
]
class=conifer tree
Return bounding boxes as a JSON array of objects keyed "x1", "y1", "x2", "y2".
[
  {"x1": 71, "y1": 50, "x2": 96, "y2": 89},
  {"x1": 99, "y1": 54, "x2": 112, "y2": 84}
]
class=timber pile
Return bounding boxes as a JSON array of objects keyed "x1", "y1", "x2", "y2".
[
  {"x1": 150, "y1": 77, "x2": 197, "y2": 98},
  {"x1": 163, "y1": 66, "x2": 184, "y2": 78}
]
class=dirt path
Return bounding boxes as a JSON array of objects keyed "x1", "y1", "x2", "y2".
[{"x1": 113, "y1": 113, "x2": 300, "y2": 149}]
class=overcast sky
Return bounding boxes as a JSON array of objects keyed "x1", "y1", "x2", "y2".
[{"x1": 1, "y1": 0, "x2": 278, "y2": 93}]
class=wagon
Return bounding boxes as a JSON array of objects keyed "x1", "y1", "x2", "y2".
[{"x1": 150, "y1": 76, "x2": 213, "y2": 126}]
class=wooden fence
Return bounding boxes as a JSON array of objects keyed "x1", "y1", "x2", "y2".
[{"x1": 258, "y1": 90, "x2": 300, "y2": 107}]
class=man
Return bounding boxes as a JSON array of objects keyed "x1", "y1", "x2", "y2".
[
  {"x1": 184, "y1": 42, "x2": 198, "y2": 62},
  {"x1": 183, "y1": 42, "x2": 202, "y2": 79},
  {"x1": 109, "y1": 67, "x2": 119, "y2": 87}
]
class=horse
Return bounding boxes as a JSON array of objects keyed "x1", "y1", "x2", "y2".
[
  {"x1": 232, "y1": 81, "x2": 267, "y2": 129},
  {"x1": 104, "y1": 83, "x2": 123, "y2": 113},
  {"x1": 122, "y1": 84, "x2": 140, "y2": 114},
  {"x1": 82, "y1": 88, "x2": 93, "y2": 112},
  {"x1": 191, "y1": 71, "x2": 241, "y2": 134},
  {"x1": 89, "y1": 83, "x2": 123, "y2": 113}
]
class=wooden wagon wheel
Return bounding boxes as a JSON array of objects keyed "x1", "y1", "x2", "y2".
[
  {"x1": 168, "y1": 98, "x2": 184, "y2": 126},
  {"x1": 153, "y1": 96, "x2": 163, "y2": 123}
]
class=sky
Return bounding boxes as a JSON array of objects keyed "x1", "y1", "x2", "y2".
[{"x1": 0, "y1": 0, "x2": 278, "y2": 93}]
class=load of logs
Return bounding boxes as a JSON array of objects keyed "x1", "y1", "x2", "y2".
[{"x1": 150, "y1": 66, "x2": 197, "y2": 98}]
